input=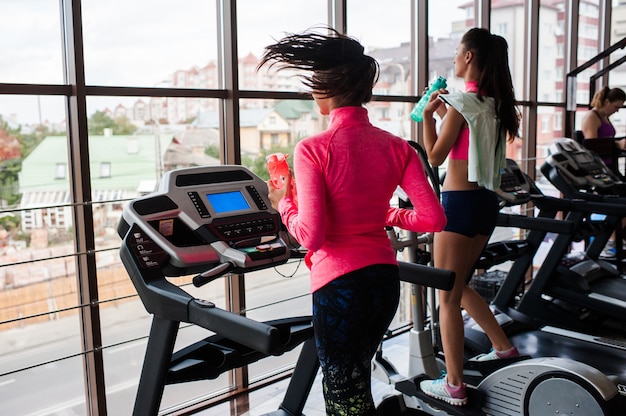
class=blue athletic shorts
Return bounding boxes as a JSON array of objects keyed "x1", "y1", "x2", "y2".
[{"x1": 442, "y1": 189, "x2": 499, "y2": 237}]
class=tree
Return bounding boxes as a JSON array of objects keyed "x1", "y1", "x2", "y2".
[
  {"x1": 88, "y1": 111, "x2": 137, "y2": 135},
  {"x1": 88, "y1": 110, "x2": 117, "y2": 135},
  {"x1": 0, "y1": 158, "x2": 21, "y2": 206},
  {"x1": 113, "y1": 115, "x2": 139, "y2": 135},
  {"x1": 0, "y1": 115, "x2": 46, "y2": 209}
]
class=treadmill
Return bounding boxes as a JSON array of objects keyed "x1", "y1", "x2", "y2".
[
  {"x1": 520, "y1": 138, "x2": 626, "y2": 324},
  {"x1": 117, "y1": 165, "x2": 317, "y2": 416}
]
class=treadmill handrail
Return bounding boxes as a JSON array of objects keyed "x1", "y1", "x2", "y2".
[
  {"x1": 496, "y1": 212, "x2": 575, "y2": 235},
  {"x1": 398, "y1": 261, "x2": 454, "y2": 291}
]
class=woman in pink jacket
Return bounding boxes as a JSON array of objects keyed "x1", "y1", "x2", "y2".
[{"x1": 258, "y1": 28, "x2": 446, "y2": 416}]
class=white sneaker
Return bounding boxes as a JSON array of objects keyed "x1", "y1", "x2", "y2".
[{"x1": 471, "y1": 346, "x2": 519, "y2": 361}]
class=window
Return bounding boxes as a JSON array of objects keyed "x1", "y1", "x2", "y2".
[
  {"x1": 0, "y1": 1, "x2": 616, "y2": 415},
  {"x1": 100, "y1": 162, "x2": 111, "y2": 178},
  {"x1": 541, "y1": 115, "x2": 551, "y2": 133},
  {"x1": 55, "y1": 163, "x2": 66, "y2": 179}
]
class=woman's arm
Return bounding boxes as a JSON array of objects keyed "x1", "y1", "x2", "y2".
[
  {"x1": 278, "y1": 145, "x2": 327, "y2": 252},
  {"x1": 386, "y1": 147, "x2": 446, "y2": 233},
  {"x1": 422, "y1": 93, "x2": 466, "y2": 166}
]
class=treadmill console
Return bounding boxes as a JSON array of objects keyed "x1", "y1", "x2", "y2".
[
  {"x1": 497, "y1": 158, "x2": 535, "y2": 206},
  {"x1": 118, "y1": 165, "x2": 290, "y2": 281},
  {"x1": 541, "y1": 138, "x2": 621, "y2": 195}
]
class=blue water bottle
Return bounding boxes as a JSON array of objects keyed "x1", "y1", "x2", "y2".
[{"x1": 410, "y1": 76, "x2": 447, "y2": 123}]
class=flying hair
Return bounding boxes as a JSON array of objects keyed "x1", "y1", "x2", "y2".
[{"x1": 257, "y1": 27, "x2": 379, "y2": 106}]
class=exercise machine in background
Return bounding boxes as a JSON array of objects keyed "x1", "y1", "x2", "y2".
[
  {"x1": 522, "y1": 138, "x2": 626, "y2": 324},
  {"x1": 461, "y1": 158, "x2": 626, "y2": 415}
]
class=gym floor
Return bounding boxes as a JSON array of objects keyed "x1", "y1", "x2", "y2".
[{"x1": 193, "y1": 332, "x2": 408, "y2": 415}]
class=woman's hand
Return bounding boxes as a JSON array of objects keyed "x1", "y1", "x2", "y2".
[
  {"x1": 423, "y1": 89, "x2": 447, "y2": 118},
  {"x1": 267, "y1": 170, "x2": 292, "y2": 210}
]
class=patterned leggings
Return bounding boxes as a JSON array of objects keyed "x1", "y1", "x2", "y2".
[{"x1": 312, "y1": 264, "x2": 400, "y2": 416}]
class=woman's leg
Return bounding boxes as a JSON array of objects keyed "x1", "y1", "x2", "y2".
[
  {"x1": 461, "y1": 287, "x2": 513, "y2": 352},
  {"x1": 459, "y1": 233, "x2": 514, "y2": 352},
  {"x1": 433, "y1": 230, "x2": 476, "y2": 387},
  {"x1": 312, "y1": 265, "x2": 399, "y2": 416}
]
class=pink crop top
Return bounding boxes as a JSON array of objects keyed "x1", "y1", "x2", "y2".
[
  {"x1": 449, "y1": 128, "x2": 469, "y2": 160},
  {"x1": 448, "y1": 81, "x2": 478, "y2": 160}
]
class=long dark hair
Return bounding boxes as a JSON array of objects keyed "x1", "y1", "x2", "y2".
[
  {"x1": 462, "y1": 28, "x2": 520, "y2": 140},
  {"x1": 257, "y1": 28, "x2": 379, "y2": 107}
]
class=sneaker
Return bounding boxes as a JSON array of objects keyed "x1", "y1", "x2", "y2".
[
  {"x1": 472, "y1": 346, "x2": 519, "y2": 361},
  {"x1": 600, "y1": 240, "x2": 616, "y2": 259},
  {"x1": 600, "y1": 247, "x2": 616, "y2": 259},
  {"x1": 420, "y1": 375, "x2": 467, "y2": 406}
]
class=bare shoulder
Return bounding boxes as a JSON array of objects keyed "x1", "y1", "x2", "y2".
[{"x1": 581, "y1": 110, "x2": 599, "y2": 127}]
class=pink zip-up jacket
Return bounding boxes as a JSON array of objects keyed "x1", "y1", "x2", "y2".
[{"x1": 278, "y1": 106, "x2": 446, "y2": 293}]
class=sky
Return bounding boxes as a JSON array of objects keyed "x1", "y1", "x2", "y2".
[{"x1": 0, "y1": 0, "x2": 465, "y2": 125}]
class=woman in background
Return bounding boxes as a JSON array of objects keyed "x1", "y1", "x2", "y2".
[
  {"x1": 581, "y1": 86, "x2": 626, "y2": 259},
  {"x1": 418, "y1": 27, "x2": 520, "y2": 406},
  {"x1": 258, "y1": 28, "x2": 446, "y2": 416},
  {"x1": 581, "y1": 86, "x2": 626, "y2": 148}
]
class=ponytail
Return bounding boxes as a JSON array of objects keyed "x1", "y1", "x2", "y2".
[
  {"x1": 461, "y1": 28, "x2": 520, "y2": 141},
  {"x1": 590, "y1": 86, "x2": 626, "y2": 108}
]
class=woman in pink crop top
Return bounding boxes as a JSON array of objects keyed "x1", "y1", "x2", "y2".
[
  {"x1": 418, "y1": 28, "x2": 522, "y2": 406},
  {"x1": 257, "y1": 28, "x2": 446, "y2": 416}
]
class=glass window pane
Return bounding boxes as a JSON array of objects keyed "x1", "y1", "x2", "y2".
[
  {"x1": 86, "y1": 95, "x2": 220, "y2": 190},
  {"x1": 428, "y1": 1, "x2": 473, "y2": 93},
  {"x1": 536, "y1": 1, "x2": 567, "y2": 146},
  {"x1": 536, "y1": 106, "x2": 565, "y2": 184},
  {"x1": 9, "y1": 124, "x2": 74, "y2": 263},
  {"x1": 348, "y1": 0, "x2": 411, "y2": 96},
  {"x1": 0, "y1": 313, "x2": 85, "y2": 414},
  {"x1": 0, "y1": 1, "x2": 64, "y2": 84},
  {"x1": 577, "y1": 1, "x2": 601, "y2": 106},
  {"x1": 0, "y1": 93, "x2": 83, "y2": 412},
  {"x1": 239, "y1": 99, "x2": 325, "y2": 178},
  {"x1": 492, "y1": 3, "x2": 524, "y2": 101},
  {"x1": 0, "y1": 354, "x2": 86, "y2": 414},
  {"x1": 81, "y1": 0, "x2": 218, "y2": 88},
  {"x1": 0, "y1": 95, "x2": 66, "y2": 133},
  {"x1": 364, "y1": 101, "x2": 412, "y2": 138},
  {"x1": 609, "y1": 3, "x2": 626, "y2": 138},
  {"x1": 538, "y1": 1, "x2": 564, "y2": 108},
  {"x1": 244, "y1": 266, "x2": 311, "y2": 383},
  {"x1": 237, "y1": 0, "x2": 328, "y2": 92}
]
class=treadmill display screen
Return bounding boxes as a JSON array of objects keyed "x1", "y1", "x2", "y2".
[{"x1": 206, "y1": 191, "x2": 250, "y2": 214}]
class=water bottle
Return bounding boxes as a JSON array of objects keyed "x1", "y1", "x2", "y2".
[{"x1": 410, "y1": 76, "x2": 447, "y2": 123}]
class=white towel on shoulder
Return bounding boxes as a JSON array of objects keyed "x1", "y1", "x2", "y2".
[{"x1": 440, "y1": 92, "x2": 506, "y2": 191}]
